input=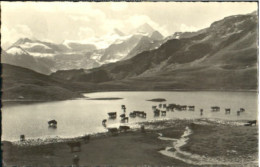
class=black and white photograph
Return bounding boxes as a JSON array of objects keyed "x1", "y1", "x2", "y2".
[{"x1": 1, "y1": 1, "x2": 258, "y2": 166}]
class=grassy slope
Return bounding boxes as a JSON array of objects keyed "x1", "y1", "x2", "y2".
[{"x1": 1, "y1": 64, "x2": 94, "y2": 101}]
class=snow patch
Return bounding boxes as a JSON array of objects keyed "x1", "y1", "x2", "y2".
[{"x1": 6, "y1": 47, "x2": 28, "y2": 55}]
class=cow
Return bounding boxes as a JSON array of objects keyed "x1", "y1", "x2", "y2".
[
  {"x1": 20, "y1": 135, "x2": 25, "y2": 141},
  {"x1": 119, "y1": 125, "x2": 130, "y2": 132},
  {"x1": 121, "y1": 117, "x2": 129, "y2": 123},
  {"x1": 120, "y1": 114, "x2": 126, "y2": 118},
  {"x1": 246, "y1": 120, "x2": 257, "y2": 126},
  {"x1": 225, "y1": 108, "x2": 231, "y2": 114},
  {"x1": 48, "y1": 120, "x2": 57, "y2": 128},
  {"x1": 107, "y1": 128, "x2": 118, "y2": 135},
  {"x1": 211, "y1": 106, "x2": 220, "y2": 112},
  {"x1": 161, "y1": 110, "x2": 166, "y2": 116},
  {"x1": 188, "y1": 106, "x2": 195, "y2": 111},
  {"x1": 200, "y1": 109, "x2": 203, "y2": 116},
  {"x1": 240, "y1": 108, "x2": 245, "y2": 112},
  {"x1": 108, "y1": 112, "x2": 117, "y2": 119}
]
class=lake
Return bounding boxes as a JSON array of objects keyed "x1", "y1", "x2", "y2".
[{"x1": 2, "y1": 91, "x2": 258, "y2": 141}]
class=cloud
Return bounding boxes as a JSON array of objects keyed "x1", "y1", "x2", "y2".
[
  {"x1": 78, "y1": 27, "x2": 95, "y2": 40},
  {"x1": 1, "y1": 24, "x2": 34, "y2": 47}
]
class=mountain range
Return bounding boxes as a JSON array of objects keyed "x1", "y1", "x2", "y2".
[
  {"x1": 2, "y1": 23, "x2": 164, "y2": 74},
  {"x1": 2, "y1": 11, "x2": 258, "y2": 101}
]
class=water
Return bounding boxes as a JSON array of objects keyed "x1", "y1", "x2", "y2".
[{"x1": 2, "y1": 91, "x2": 257, "y2": 141}]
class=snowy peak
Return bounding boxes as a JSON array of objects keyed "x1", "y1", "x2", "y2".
[
  {"x1": 133, "y1": 23, "x2": 155, "y2": 36},
  {"x1": 12, "y1": 38, "x2": 33, "y2": 46},
  {"x1": 150, "y1": 31, "x2": 164, "y2": 40},
  {"x1": 6, "y1": 46, "x2": 29, "y2": 55}
]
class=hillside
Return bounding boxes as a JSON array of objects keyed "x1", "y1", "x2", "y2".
[
  {"x1": 1, "y1": 64, "x2": 95, "y2": 101},
  {"x1": 51, "y1": 12, "x2": 258, "y2": 91}
]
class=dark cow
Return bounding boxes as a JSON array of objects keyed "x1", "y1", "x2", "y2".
[
  {"x1": 245, "y1": 120, "x2": 257, "y2": 126},
  {"x1": 211, "y1": 106, "x2": 220, "y2": 112},
  {"x1": 108, "y1": 112, "x2": 117, "y2": 119},
  {"x1": 121, "y1": 117, "x2": 129, "y2": 123},
  {"x1": 200, "y1": 109, "x2": 203, "y2": 116},
  {"x1": 48, "y1": 120, "x2": 57, "y2": 128},
  {"x1": 119, "y1": 125, "x2": 130, "y2": 132},
  {"x1": 163, "y1": 104, "x2": 167, "y2": 108},
  {"x1": 67, "y1": 142, "x2": 81, "y2": 152},
  {"x1": 161, "y1": 110, "x2": 166, "y2": 116},
  {"x1": 107, "y1": 128, "x2": 118, "y2": 135},
  {"x1": 188, "y1": 106, "x2": 195, "y2": 111},
  {"x1": 129, "y1": 112, "x2": 136, "y2": 118},
  {"x1": 237, "y1": 110, "x2": 240, "y2": 116},
  {"x1": 240, "y1": 108, "x2": 245, "y2": 112},
  {"x1": 120, "y1": 114, "x2": 126, "y2": 118},
  {"x1": 225, "y1": 108, "x2": 231, "y2": 114},
  {"x1": 152, "y1": 106, "x2": 157, "y2": 110},
  {"x1": 20, "y1": 135, "x2": 25, "y2": 141},
  {"x1": 154, "y1": 109, "x2": 160, "y2": 115},
  {"x1": 181, "y1": 105, "x2": 187, "y2": 111}
]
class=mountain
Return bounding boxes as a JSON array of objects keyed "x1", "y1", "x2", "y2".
[
  {"x1": 150, "y1": 31, "x2": 164, "y2": 40},
  {"x1": 133, "y1": 23, "x2": 155, "y2": 36},
  {"x1": 3, "y1": 23, "x2": 164, "y2": 74},
  {"x1": 1, "y1": 64, "x2": 87, "y2": 101},
  {"x1": 123, "y1": 36, "x2": 164, "y2": 60},
  {"x1": 51, "y1": 12, "x2": 257, "y2": 91},
  {"x1": 2, "y1": 46, "x2": 55, "y2": 74}
]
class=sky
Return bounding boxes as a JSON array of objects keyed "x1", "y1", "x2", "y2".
[{"x1": 1, "y1": 2, "x2": 258, "y2": 48}]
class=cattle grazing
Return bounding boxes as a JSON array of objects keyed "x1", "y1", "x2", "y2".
[
  {"x1": 108, "y1": 112, "x2": 117, "y2": 119},
  {"x1": 240, "y1": 108, "x2": 245, "y2": 112},
  {"x1": 129, "y1": 112, "x2": 136, "y2": 118},
  {"x1": 181, "y1": 105, "x2": 187, "y2": 111},
  {"x1": 102, "y1": 119, "x2": 107, "y2": 125},
  {"x1": 237, "y1": 110, "x2": 240, "y2": 116},
  {"x1": 107, "y1": 128, "x2": 118, "y2": 134},
  {"x1": 245, "y1": 120, "x2": 257, "y2": 126},
  {"x1": 119, "y1": 125, "x2": 130, "y2": 132},
  {"x1": 211, "y1": 106, "x2": 220, "y2": 112},
  {"x1": 20, "y1": 135, "x2": 25, "y2": 141},
  {"x1": 48, "y1": 120, "x2": 57, "y2": 128},
  {"x1": 225, "y1": 108, "x2": 231, "y2": 114},
  {"x1": 121, "y1": 105, "x2": 126, "y2": 112},
  {"x1": 200, "y1": 109, "x2": 203, "y2": 116},
  {"x1": 67, "y1": 142, "x2": 81, "y2": 152},
  {"x1": 121, "y1": 117, "x2": 129, "y2": 123},
  {"x1": 152, "y1": 106, "x2": 157, "y2": 111},
  {"x1": 188, "y1": 106, "x2": 195, "y2": 111},
  {"x1": 120, "y1": 114, "x2": 126, "y2": 118},
  {"x1": 154, "y1": 109, "x2": 160, "y2": 115},
  {"x1": 161, "y1": 110, "x2": 166, "y2": 116}
]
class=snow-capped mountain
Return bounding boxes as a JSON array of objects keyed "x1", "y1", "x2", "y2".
[{"x1": 3, "y1": 23, "x2": 165, "y2": 74}]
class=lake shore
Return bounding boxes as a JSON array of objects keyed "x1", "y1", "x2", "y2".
[{"x1": 2, "y1": 119, "x2": 258, "y2": 166}]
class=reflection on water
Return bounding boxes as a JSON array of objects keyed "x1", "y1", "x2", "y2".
[{"x1": 2, "y1": 91, "x2": 257, "y2": 141}]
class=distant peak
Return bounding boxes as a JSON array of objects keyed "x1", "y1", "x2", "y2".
[
  {"x1": 135, "y1": 23, "x2": 155, "y2": 35},
  {"x1": 14, "y1": 38, "x2": 33, "y2": 45},
  {"x1": 150, "y1": 30, "x2": 164, "y2": 40},
  {"x1": 6, "y1": 46, "x2": 29, "y2": 55}
]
